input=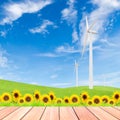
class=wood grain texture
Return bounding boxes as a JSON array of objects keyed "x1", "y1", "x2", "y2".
[
  {"x1": 60, "y1": 107, "x2": 78, "y2": 120},
  {"x1": 0, "y1": 107, "x2": 120, "y2": 120},
  {"x1": 3, "y1": 107, "x2": 32, "y2": 120},
  {"x1": 0, "y1": 107, "x2": 5, "y2": 111},
  {"x1": 41, "y1": 107, "x2": 59, "y2": 120},
  {"x1": 22, "y1": 107, "x2": 45, "y2": 120},
  {"x1": 87, "y1": 107, "x2": 118, "y2": 120},
  {"x1": 100, "y1": 107, "x2": 120, "y2": 119},
  {"x1": 0, "y1": 107, "x2": 18, "y2": 119},
  {"x1": 73, "y1": 107, "x2": 98, "y2": 120},
  {"x1": 114, "y1": 107, "x2": 120, "y2": 111}
]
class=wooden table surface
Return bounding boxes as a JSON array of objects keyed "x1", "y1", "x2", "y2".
[{"x1": 0, "y1": 107, "x2": 120, "y2": 120}]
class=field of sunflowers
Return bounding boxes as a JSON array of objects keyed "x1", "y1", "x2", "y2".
[{"x1": 0, "y1": 90, "x2": 120, "y2": 106}]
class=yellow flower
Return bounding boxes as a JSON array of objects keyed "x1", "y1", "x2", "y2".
[
  {"x1": 24, "y1": 94, "x2": 34, "y2": 103},
  {"x1": 80, "y1": 92, "x2": 89, "y2": 102},
  {"x1": 18, "y1": 97, "x2": 25, "y2": 105},
  {"x1": 70, "y1": 95, "x2": 80, "y2": 104},
  {"x1": 49, "y1": 92, "x2": 56, "y2": 101},
  {"x1": 109, "y1": 99, "x2": 115, "y2": 106},
  {"x1": 87, "y1": 100, "x2": 93, "y2": 106},
  {"x1": 12, "y1": 90, "x2": 22, "y2": 102},
  {"x1": 41, "y1": 95, "x2": 51, "y2": 104},
  {"x1": 1, "y1": 93, "x2": 12, "y2": 103},
  {"x1": 101, "y1": 95, "x2": 110, "y2": 103},
  {"x1": 112, "y1": 91, "x2": 120, "y2": 102},
  {"x1": 64, "y1": 96, "x2": 70, "y2": 104},
  {"x1": 92, "y1": 96, "x2": 101, "y2": 105},
  {"x1": 33, "y1": 90, "x2": 41, "y2": 101},
  {"x1": 55, "y1": 98, "x2": 63, "y2": 104}
]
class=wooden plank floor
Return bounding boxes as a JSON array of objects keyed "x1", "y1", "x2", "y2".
[{"x1": 0, "y1": 107, "x2": 120, "y2": 120}]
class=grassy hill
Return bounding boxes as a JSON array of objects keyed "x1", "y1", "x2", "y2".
[{"x1": 0, "y1": 79, "x2": 120, "y2": 97}]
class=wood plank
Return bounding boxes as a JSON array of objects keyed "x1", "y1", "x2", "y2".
[
  {"x1": 3, "y1": 107, "x2": 32, "y2": 120},
  {"x1": 100, "y1": 107, "x2": 120, "y2": 119},
  {"x1": 87, "y1": 107, "x2": 118, "y2": 120},
  {"x1": 0, "y1": 107, "x2": 18, "y2": 119},
  {"x1": 0, "y1": 107, "x2": 5, "y2": 111},
  {"x1": 114, "y1": 107, "x2": 120, "y2": 111},
  {"x1": 60, "y1": 107, "x2": 78, "y2": 120},
  {"x1": 73, "y1": 107, "x2": 98, "y2": 120},
  {"x1": 22, "y1": 107, "x2": 45, "y2": 120},
  {"x1": 40, "y1": 107, "x2": 59, "y2": 120}
]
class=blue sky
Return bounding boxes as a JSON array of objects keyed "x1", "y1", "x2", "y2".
[{"x1": 0, "y1": 0, "x2": 120, "y2": 88}]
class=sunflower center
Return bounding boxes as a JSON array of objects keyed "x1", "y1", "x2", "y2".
[
  {"x1": 88, "y1": 101, "x2": 92, "y2": 105},
  {"x1": 94, "y1": 98, "x2": 100, "y2": 104},
  {"x1": 20, "y1": 99, "x2": 24, "y2": 103},
  {"x1": 26, "y1": 97, "x2": 31, "y2": 102},
  {"x1": 110, "y1": 101, "x2": 114, "y2": 104},
  {"x1": 50, "y1": 95, "x2": 54, "y2": 100},
  {"x1": 4, "y1": 95, "x2": 9, "y2": 101},
  {"x1": 72, "y1": 97, "x2": 78, "y2": 103},
  {"x1": 57, "y1": 100, "x2": 61, "y2": 103},
  {"x1": 14, "y1": 93, "x2": 19, "y2": 98},
  {"x1": 35, "y1": 94, "x2": 39, "y2": 99},
  {"x1": 103, "y1": 98, "x2": 108, "y2": 103},
  {"x1": 115, "y1": 94, "x2": 119, "y2": 99},
  {"x1": 43, "y1": 97, "x2": 48, "y2": 103},
  {"x1": 83, "y1": 95, "x2": 87, "y2": 100},
  {"x1": 65, "y1": 99, "x2": 69, "y2": 103}
]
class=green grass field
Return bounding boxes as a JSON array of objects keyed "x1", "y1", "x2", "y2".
[{"x1": 0, "y1": 79, "x2": 120, "y2": 97}]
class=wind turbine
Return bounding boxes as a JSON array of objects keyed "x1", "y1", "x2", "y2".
[
  {"x1": 81, "y1": 16, "x2": 97, "y2": 89},
  {"x1": 74, "y1": 60, "x2": 79, "y2": 87}
]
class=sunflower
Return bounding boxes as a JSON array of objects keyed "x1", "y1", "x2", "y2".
[
  {"x1": 92, "y1": 96, "x2": 101, "y2": 105},
  {"x1": 64, "y1": 96, "x2": 70, "y2": 104},
  {"x1": 55, "y1": 98, "x2": 63, "y2": 104},
  {"x1": 49, "y1": 92, "x2": 56, "y2": 101},
  {"x1": 87, "y1": 100, "x2": 93, "y2": 106},
  {"x1": 1, "y1": 93, "x2": 12, "y2": 103},
  {"x1": 80, "y1": 92, "x2": 89, "y2": 102},
  {"x1": 112, "y1": 91, "x2": 120, "y2": 102},
  {"x1": 41, "y1": 95, "x2": 51, "y2": 104},
  {"x1": 33, "y1": 90, "x2": 41, "y2": 101},
  {"x1": 24, "y1": 94, "x2": 34, "y2": 103},
  {"x1": 101, "y1": 95, "x2": 110, "y2": 104},
  {"x1": 70, "y1": 95, "x2": 80, "y2": 104},
  {"x1": 18, "y1": 97, "x2": 25, "y2": 105},
  {"x1": 12, "y1": 90, "x2": 22, "y2": 102},
  {"x1": 109, "y1": 99, "x2": 115, "y2": 106}
]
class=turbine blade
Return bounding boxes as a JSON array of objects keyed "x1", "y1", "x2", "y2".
[
  {"x1": 86, "y1": 16, "x2": 89, "y2": 30},
  {"x1": 88, "y1": 20, "x2": 97, "y2": 31},
  {"x1": 81, "y1": 32, "x2": 88, "y2": 57}
]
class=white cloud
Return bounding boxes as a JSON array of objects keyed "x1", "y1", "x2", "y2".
[
  {"x1": 0, "y1": 0, "x2": 53, "y2": 25},
  {"x1": 29, "y1": 20, "x2": 56, "y2": 34},
  {"x1": 0, "y1": 46, "x2": 8, "y2": 68},
  {"x1": 56, "y1": 44, "x2": 79, "y2": 54},
  {"x1": 35, "y1": 52, "x2": 61, "y2": 58},
  {"x1": 72, "y1": 30, "x2": 79, "y2": 43},
  {"x1": 50, "y1": 74, "x2": 58, "y2": 79},
  {"x1": 80, "y1": 0, "x2": 120, "y2": 46},
  {"x1": 100, "y1": 38, "x2": 117, "y2": 47},
  {"x1": 0, "y1": 31, "x2": 7, "y2": 37},
  {"x1": 56, "y1": 44, "x2": 101, "y2": 54},
  {"x1": 61, "y1": 0, "x2": 79, "y2": 42}
]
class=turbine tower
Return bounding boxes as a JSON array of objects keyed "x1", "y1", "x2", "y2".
[
  {"x1": 82, "y1": 16, "x2": 97, "y2": 89},
  {"x1": 74, "y1": 60, "x2": 79, "y2": 87}
]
